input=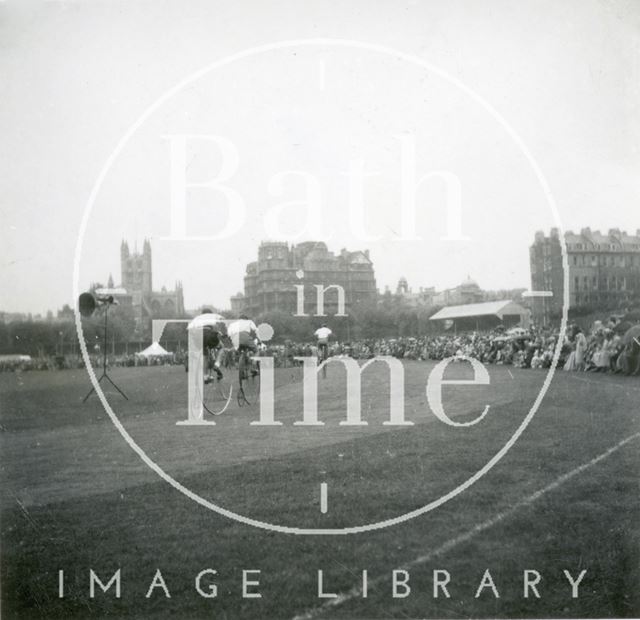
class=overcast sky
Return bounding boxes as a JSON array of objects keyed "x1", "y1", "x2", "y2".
[{"x1": 1, "y1": 0, "x2": 639, "y2": 315}]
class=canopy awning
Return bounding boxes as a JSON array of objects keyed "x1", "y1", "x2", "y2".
[{"x1": 430, "y1": 300, "x2": 527, "y2": 321}]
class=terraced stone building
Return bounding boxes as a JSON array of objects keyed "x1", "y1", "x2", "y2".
[{"x1": 530, "y1": 227, "x2": 640, "y2": 324}]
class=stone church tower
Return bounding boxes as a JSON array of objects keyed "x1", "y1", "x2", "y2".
[
  {"x1": 120, "y1": 239, "x2": 152, "y2": 296},
  {"x1": 117, "y1": 239, "x2": 184, "y2": 327}
]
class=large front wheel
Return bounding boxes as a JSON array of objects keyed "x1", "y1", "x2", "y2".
[
  {"x1": 319, "y1": 346, "x2": 328, "y2": 379},
  {"x1": 203, "y1": 371, "x2": 233, "y2": 416},
  {"x1": 238, "y1": 353, "x2": 260, "y2": 406},
  {"x1": 201, "y1": 351, "x2": 233, "y2": 415}
]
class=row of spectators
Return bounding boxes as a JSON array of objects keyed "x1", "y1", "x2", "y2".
[
  {"x1": 261, "y1": 317, "x2": 639, "y2": 376},
  {"x1": 0, "y1": 353, "x2": 186, "y2": 372},
  {"x1": 2, "y1": 317, "x2": 639, "y2": 376}
]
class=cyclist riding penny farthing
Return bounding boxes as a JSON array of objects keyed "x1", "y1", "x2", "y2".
[
  {"x1": 189, "y1": 310, "x2": 233, "y2": 416},
  {"x1": 228, "y1": 315, "x2": 261, "y2": 406},
  {"x1": 314, "y1": 323, "x2": 332, "y2": 378}
]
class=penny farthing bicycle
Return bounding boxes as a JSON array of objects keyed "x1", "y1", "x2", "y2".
[
  {"x1": 237, "y1": 346, "x2": 260, "y2": 407},
  {"x1": 318, "y1": 342, "x2": 329, "y2": 379},
  {"x1": 187, "y1": 313, "x2": 234, "y2": 416},
  {"x1": 200, "y1": 348, "x2": 233, "y2": 416}
]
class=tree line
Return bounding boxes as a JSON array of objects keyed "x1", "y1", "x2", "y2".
[{"x1": 0, "y1": 294, "x2": 445, "y2": 356}]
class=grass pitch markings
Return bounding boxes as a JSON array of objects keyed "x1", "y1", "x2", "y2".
[
  {"x1": 320, "y1": 482, "x2": 328, "y2": 514},
  {"x1": 292, "y1": 431, "x2": 640, "y2": 620}
]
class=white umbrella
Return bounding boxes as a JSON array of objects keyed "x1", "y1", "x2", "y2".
[
  {"x1": 187, "y1": 313, "x2": 225, "y2": 331},
  {"x1": 506, "y1": 327, "x2": 528, "y2": 337}
]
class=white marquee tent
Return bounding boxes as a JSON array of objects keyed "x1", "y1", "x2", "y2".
[{"x1": 136, "y1": 342, "x2": 172, "y2": 358}]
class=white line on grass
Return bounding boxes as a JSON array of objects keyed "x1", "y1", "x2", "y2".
[
  {"x1": 292, "y1": 431, "x2": 640, "y2": 620},
  {"x1": 320, "y1": 483, "x2": 328, "y2": 514}
]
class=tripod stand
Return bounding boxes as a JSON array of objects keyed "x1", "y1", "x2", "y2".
[{"x1": 83, "y1": 302, "x2": 128, "y2": 402}]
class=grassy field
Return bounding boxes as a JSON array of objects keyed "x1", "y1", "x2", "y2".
[{"x1": 1, "y1": 360, "x2": 639, "y2": 619}]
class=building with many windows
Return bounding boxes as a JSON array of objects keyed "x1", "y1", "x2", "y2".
[
  {"x1": 529, "y1": 228, "x2": 640, "y2": 324},
  {"x1": 240, "y1": 241, "x2": 377, "y2": 317}
]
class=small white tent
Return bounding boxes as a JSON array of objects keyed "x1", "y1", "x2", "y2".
[{"x1": 136, "y1": 342, "x2": 172, "y2": 358}]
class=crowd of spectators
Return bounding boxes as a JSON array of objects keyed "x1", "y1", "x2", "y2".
[
  {"x1": 0, "y1": 351, "x2": 185, "y2": 373},
  {"x1": 2, "y1": 316, "x2": 639, "y2": 377},
  {"x1": 259, "y1": 316, "x2": 640, "y2": 376}
]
